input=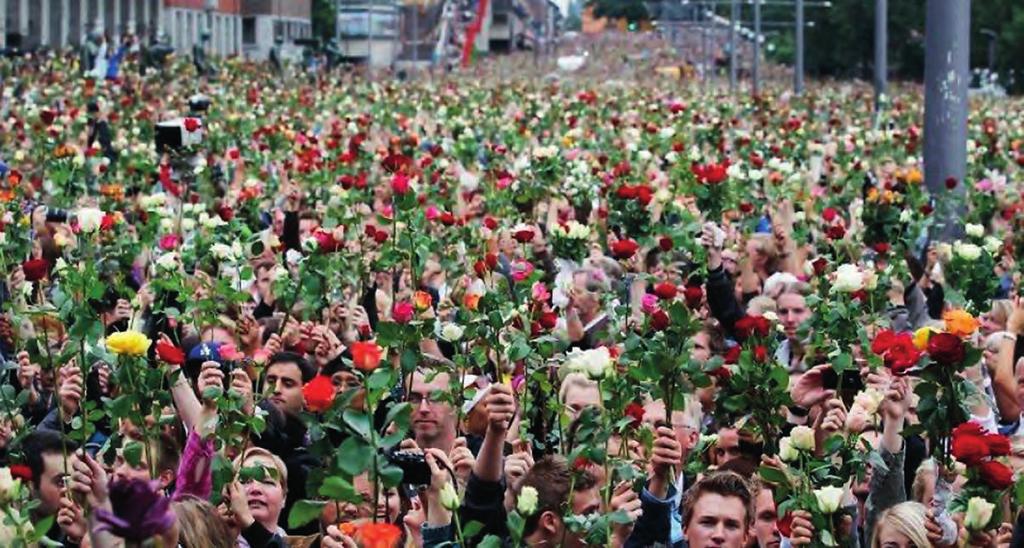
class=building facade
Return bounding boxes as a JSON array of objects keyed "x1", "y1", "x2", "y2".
[{"x1": 1, "y1": 0, "x2": 311, "y2": 60}]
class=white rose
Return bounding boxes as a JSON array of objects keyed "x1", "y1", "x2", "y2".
[
  {"x1": 954, "y1": 242, "x2": 982, "y2": 261},
  {"x1": 200, "y1": 213, "x2": 227, "y2": 229},
  {"x1": 156, "y1": 252, "x2": 179, "y2": 271},
  {"x1": 76, "y1": 207, "x2": 104, "y2": 233},
  {"x1": 984, "y1": 236, "x2": 1002, "y2": 255},
  {"x1": 210, "y1": 243, "x2": 235, "y2": 261},
  {"x1": 790, "y1": 425, "x2": 816, "y2": 451},
  {"x1": 439, "y1": 481, "x2": 460, "y2": 511},
  {"x1": 181, "y1": 218, "x2": 196, "y2": 231},
  {"x1": 285, "y1": 249, "x2": 303, "y2": 266},
  {"x1": 778, "y1": 437, "x2": 799, "y2": 462},
  {"x1": 899, "y1": 209, "x2": 912, "y2": 222},
  {"x1": 963, "y1": 496, "x2": 995, "y2": 531},
  {"x1": 0, "y1": 467, "x2": 18, "y2": 502},
  {"x1": 853, "y1": 388, "x2": 885, "y2": 416},
  {"x1": 517, "y1": 485, "x2": 539, "y2": 515},
  {"x1": 659, "y1": 126, "x2": 676, "y2": 140},
  {"x1": 565, "y1": 347, "x2": 612, "y2": 380},
  {"x1": 440, "y1": 323, "x2": 464, "y2": 342},
  {"x1": 665, "y1": 151, "x2": 678, "y2": 164},
  {"x1": 13, "y1": 150, "x2": 24, "y2": 162},
  {"x1": 762, "y1": 311, "x2": 779, "y2": 323},
  {"x1": 936, "y1": 242, "x2": 953, "y2": 260},
  {"x1": 54, "y1": 257, "x2": 68, "y2": 274},
  {"x1": 72, "y1": 154, "x2": 85, "y2": 167},
  {"x1": 831, "y1": 264, "x2": 864, "y2": 293},
  {"x1": 637, "y1": 150, "x2": 652, "y2": 162},
  {"x1": 814, "y1": 486, "x2": 845, "y2": 514},
  {"x1": 965, "y1": 223, "x2": 985, "y2": 238}
]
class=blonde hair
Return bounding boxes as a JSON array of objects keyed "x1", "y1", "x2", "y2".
[
  {"x1": 172, "y1": 495, "x2": 235, "y2": 548},
  {"x1": 987, "y1": 300, "x2": 1013, "y2": 329},
  {"x1": 872, "y1": 502, "x2": 931, "y2": 548},
  {"x1": 233, "y1": 447, "x2": 289, "y2": 493},
  {"x1": 910, "y1": 459, "x2": 937, "y2": 503},
  {"x1": 746, "y1": 296, "x2": 777, "y2": 316}
]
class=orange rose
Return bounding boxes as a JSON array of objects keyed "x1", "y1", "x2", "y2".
[
  {"x1": 349, "y1": 341, "x2": 384, "y2": 371},
  {"x1": 413, "y1": 290, "x2": 433, "y2": 312},
  {"x1": 943, "y1": 309, "x2": 980, "y2": 339},
  {"x1": 356, "y1": 522, "x2": 402, "y2": 548},
  {"x1": 337, "y1": 522, "x2": 359, "y2": 537},
  {"x1": 463, "y1": 293, "x2": 481, "y2": 311}
]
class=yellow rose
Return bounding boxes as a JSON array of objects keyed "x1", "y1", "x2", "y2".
[
  {"x1": 106, "y1": 331, "x2": 151, "y2": 357},
  {"x1": 913, "y1": 327, "x2": 937, "y2": 351}
]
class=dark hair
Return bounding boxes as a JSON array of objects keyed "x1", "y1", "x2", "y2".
[
  {"x1": 267, "y1": 351, "x2": 316, "y2": 383},
  {"x1": 22, "y1": 430, "x2": 77, "y2": 489},
  {"x1": 681, "y1": 471, "x2": 755, "y2": 530},
  {"x1": 519, "y1": 455, "x2": 598, "y2": 538}
]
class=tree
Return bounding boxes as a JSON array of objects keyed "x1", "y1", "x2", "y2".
[
  {"x1": 587, "y1": 0, "x2": 648, "y2": 25},
  {"x1": 312, "y1": 0, "x2": 338, "y2": 41}
]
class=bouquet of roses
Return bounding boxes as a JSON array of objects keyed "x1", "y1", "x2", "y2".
[
  {"x1": 548, "y1": 221, "x2": 592, "y2": 264},
  {"x1": 941, "y1": 228, "x2": 1002, "y2": 313},
  {"x1": 713, "y1": 315, "x2": 792, "y2": 454},
  {"x1": 607, "y1": 182, "x2": 656, "y2": 240},
  {"x1": 687, "y1": 159, "x2": 736, "y2": 222},
  {"x1": 948, "y1": 422, "x2": 1014, "y2": 535},
  {"x1": 760, "y1": 424, "x2": 873, "y2": 548}
]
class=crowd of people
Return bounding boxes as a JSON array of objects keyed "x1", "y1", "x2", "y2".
[{"x1": 1, "y1": 37, "x2": 1024, "y2": 548}]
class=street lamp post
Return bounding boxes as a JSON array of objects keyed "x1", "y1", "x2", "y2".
[
  {"x1": 793, "y1": 0, "x2": 803, "y2": 94},
  {"x1": 874, "y1": 0, "x2": 886, "y2": 112},
  {"x1": 729, "y1": 0, "x2": 738, "y2": 92},
  {"x1": 923, "y1": 0, "x2": 970, "y2": 240},
  {"x1": 752, "y1": 0, "x2": 760, "y2": 94}
]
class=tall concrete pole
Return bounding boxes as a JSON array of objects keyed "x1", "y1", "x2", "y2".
[
  {"x1": 923, "y1": 0, "x2": 970, "y2": 241},
  {"x1": 874, "y1": 0, "x2": 887, "y2": 111},
  {"x1": 752, "y1": 0, "x2": 761, "y2": 94},
  {"x1": 0, "y1": 0, "x2": 6, "y2": 49},
  {"x1": 729, "y1": 0, "x2": 737, "y2": 93},
  {"x1": 793, "y1": 0, "x2": 804, "y2": 94}
]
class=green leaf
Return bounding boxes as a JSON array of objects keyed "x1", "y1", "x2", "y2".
[
  {"x1": 461, "y1": 520, "x2": 484, "y2": 539},
  {"x1": 379, "y1": 463, "x2": 404, "y2": 487},
  {"x1": 758, "y1": 465, "x2": 788, "y2": 486},
  {"x1": 123, "y1": 440, "x2": 143, "y2": 468},
  {"x1": 342, "y1": 409, "x2": 371, "y2": 439},
  {"x1": 337, "y1": 437, "x2": 373, "y2": 476},
  {"x1": 287, "y1": 499, "x2": 328, "y2": 529},
  {"x1": 319, "y1": 475, "x2": 356, "y2": 500}
]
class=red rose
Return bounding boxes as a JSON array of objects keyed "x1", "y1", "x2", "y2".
[
  {"x1": 710, "y1": 365, "x2": 732, "y2": 381},
  {"x1": 986, "y1": 434, "x2": 1011, "y2": 457},
  {"x1": 22, "y1": 259, "x2": 50, "y2": 282},
  {"x1": 735, "y1": 315, "x2": 771, "y2": 340},
  {"x1": 885, "y1": 335, "x2": 923, "y2": 375},
  {"x1": 698, "y1": 163, "x2": 728, "y2": 185},
  {"x1": 624, "y1": 402, "x2": 645, "y2": 428},
  {"x1": 616, "y1": 185, "x2": 638, "y2": 200},
  {"x1": 9, "y1": 463, "x2": 31, "y2": 482},
  {"x1": 945, "y1": 177, "x2": 957, "y2": 190},
  {"x1": 474, "y1": 260, "x2": 489, "y2": 277},
  {"x1": 753, "y1": 345, "x2": 769, "y2": 363},
  {"x1": 572, "y1": 456, "x2": 592, "y2": 471},
  {"x1": 302, "y1": 375, "x2": 336, "y2": 413},
  {"x1": 156, "y1": 339, "x2": 186, "y2": 365},
  {"x1": 217, "y1": 205, "x2": 235, "y2": 222},
  {"x1": 871, "y1": 330, "x2": 898, "y2": 355},
  {"x1": 373, "y1": 230, "x2": 389, "y2": 244},
  {"x1": 872, "y1": 242, "x2": 890, "y2": 254},
  {"x1": 827, "y1": 224, "x2": 846, "y2": 240},
  {"x1": 723, "y1": 345, "x2": 742, "y2": 364},
  {"x1": 513, "y1": 227, "x2": 535, "y2": 243},
  {"x1": 822, "y1": 207, "x2": 838, "y2": 222},
  {"x1": 636, "y1": 186, "x2": 653, "y2": 206},
  {"x1": 658, "y1": 236, "x2": 674, "y2": 252},
  {"x1": 650, "y1": 309, "x2": 670, "y2": 331},
  {"x1": 684, "y1": 285, "x2": 704, "y2": 309},
  {"x1": 363, "y1": 224, "x2": 377, "y2": 238},
  {"x1": 392, "y1": 302, "x2": 414, "y2": 324},
  {"x1": 485, "y1": 253, "x2": 499, "y2": 270},
  {"x1": 927, "y1": 332, "x2": 966, "y2": 366},
  {"x1": 539, "y1": 311, "x2": 558, "y2": 330},
  {"x1": 811, "y1": 257, "x2": 828, "y2": 276},
  {"x1": 653, "y1": 282, "x2": 677, "y2": 301},
  {"x1": 183, "y1": 117, "x2": 201, "y2": 133},
  {"x1": 100, "y1": 213, "x2": 117, "y2": 231},
  {"x1": 850, "y1": 289, "x2": 868, "y2": 302},
  {"x1": 40, "y1": 109, "x2": 57, "y2": 125},
  {"x1": 391, "y1": 173, "x2": 411, "y2": 195},
  {"x1": 951, "y1": 422, "x2": 990, "y2": 465},
  {"x1": 314, "y1": 230, "x2": 341, "y2": 253},
  {"x1": 439, "y1": 212, "x2": 457, "y2": 226},
  {"x1": 979, "y1": 460, "x2": 1014, "y2": 490},
  {"x1": 483, "y1": 216, "x2": 498, "y2": 230},
  {"x1": 610, "y1": 239, "x2": 639, "y2": 259},
  {"x1": 919, "y1": 204, "x2": 933, "y2": 216},
  {"x1": 739, "y1": 202, "x2": 754, "y2": 214},
  {"x1": 776, "y1": 513, "x2": 794, "y2": 538}
]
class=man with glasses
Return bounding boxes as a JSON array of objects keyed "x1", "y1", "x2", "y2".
[{"x1": 409, "y1": 368, "x2": 458, "y2": 454}]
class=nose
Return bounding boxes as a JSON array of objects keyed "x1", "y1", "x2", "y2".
[
  {"x1": 417, "y1": 397, "x2": 430, "y2": 412},
  {"x1": 711, "y1": 522, "x2": 727, "y2": 540}
]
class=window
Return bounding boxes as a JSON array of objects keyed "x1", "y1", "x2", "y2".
[
  {"x1": 242, "y1": 17, "x2": 255, "y2": 45},
  {"x1": 339, "y1": 10, "x2": 398, "y2": 37}
]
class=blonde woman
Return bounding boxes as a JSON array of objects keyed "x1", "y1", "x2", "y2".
[{"x1": 871, "y1": 502, "x2": 932, "y2": 548}]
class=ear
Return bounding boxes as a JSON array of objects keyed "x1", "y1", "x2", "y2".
[{"x1": 539, "y1": 510, "x2": 562, "y2": 537}]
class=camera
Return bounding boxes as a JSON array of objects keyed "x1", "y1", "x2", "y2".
[
  {"x1": 155, "y1": 118, "x2": 204, "y2": 153},
  {"x1": 386, "y1": 449, "x2": 431, "y2": 486}
]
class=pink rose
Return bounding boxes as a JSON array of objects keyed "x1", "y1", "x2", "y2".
[
  {"x1": 392, "y1": 302, "x2": 414, "y2": 324},
  {"x1": 425, "y1": 205, "x2": 440, "y2": 221},
  {"x1": 641, "y1": 293, "x2": 659, "y2": 314},
  {"x1": 159, "y1": 234, "x2": 180, "y2": 251},
  {"x1": 532, "y1": 282, "x2": 550, "y2": 303},
  {"x1": 509, "y1": 260, "x2": 534, "y2": 282}
]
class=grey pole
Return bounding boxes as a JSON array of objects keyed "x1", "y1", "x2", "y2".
[
  {"x1": 752, "y1": 0, "x2": 761, "y2": 94},
  {"x1": 729, "y1": 0, "x2": 738, "y2": 92},
  {"x1": 366, "y1": 0, "x2": 374, "y2": 75},
  {"x1": 412, "y1": 4, "x2": 419, "y2": 68},
  {"x1": 874, "y1": 0, "x2": 887, "y2": 111},
  {"x1": 923, "y1": 0, "x2": 970, "y2": 240},
  {"x1": 794, "y1": 0, "x2": 804, "y2": 94}
]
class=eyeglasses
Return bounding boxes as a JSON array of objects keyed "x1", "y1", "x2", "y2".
[{"x1": 407, "y1": 392, "x2": 438, "y2": 405}]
